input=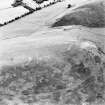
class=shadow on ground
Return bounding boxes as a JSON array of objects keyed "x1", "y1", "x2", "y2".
[{"x1": 51, "y1": 1, "x2": 105, "y2": 28}]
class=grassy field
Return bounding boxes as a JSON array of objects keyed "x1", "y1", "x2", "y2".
[{"x1": 0, "y1": 0, "x2": 105, "y2": 105}]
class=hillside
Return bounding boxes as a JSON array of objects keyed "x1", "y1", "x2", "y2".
[
  {"x1": 51, "y1": 0, "x2": 105, "y2": 27},
  {"x1": 0, "y1": 0, "x2": 105, "y2": 105}
]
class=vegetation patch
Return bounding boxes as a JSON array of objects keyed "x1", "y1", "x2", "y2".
[{"x1": 0, "y1": 42, "x2": 105, "y2": 105}]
